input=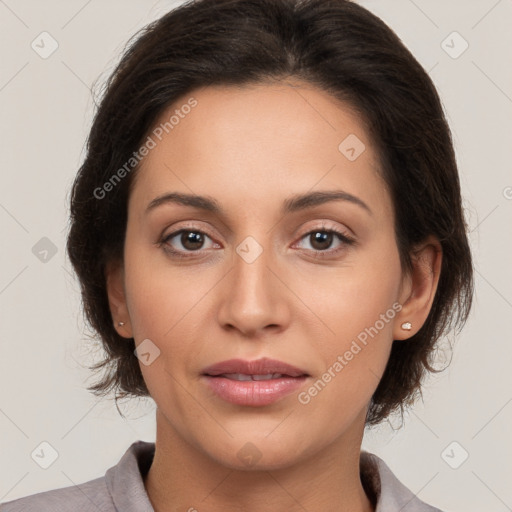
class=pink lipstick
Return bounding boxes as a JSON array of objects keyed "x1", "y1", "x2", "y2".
[{"x1": 201, "y1": 357, "x2": 309, "y2": 407}]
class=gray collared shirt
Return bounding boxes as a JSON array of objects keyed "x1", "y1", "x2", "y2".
[{"x1": 1, "y1": 441, "x2": 443, "y2": 511}]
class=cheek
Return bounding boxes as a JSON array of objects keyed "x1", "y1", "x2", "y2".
[
  {"x1": 122, "y1": 247, "x2": 205, "y2": 421},
  {"x1": 295, "y1": 240, "x2": 402, "y2": 347},
  {"x1": 122, "y1": 239, "x2": 216, "y2": 395},
  {"x1": 123, "y1": 231, "x2": 208, "y2": 339},
  {"x1": 293, "y1": 244, "x2": 402, "y2": 412}
]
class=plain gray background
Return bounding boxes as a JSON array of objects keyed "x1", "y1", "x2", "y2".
[{"x1": 1, "y1": 1, "x2": 511, "y2": 510}]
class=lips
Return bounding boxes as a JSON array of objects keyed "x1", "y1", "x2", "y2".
[
  {"x1": 201, "y1": 357, "x2": 309, "y2": 378},
  {"x1": 201, "y1": 358, "x2": 310, "y2": 407},
  {"x1": 219, "y1": 373, "x2": 289, "y2": 381}
]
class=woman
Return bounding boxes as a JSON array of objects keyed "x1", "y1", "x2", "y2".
[{"x1": 2, "y1": 0, "x2": 473, "y2": 510}]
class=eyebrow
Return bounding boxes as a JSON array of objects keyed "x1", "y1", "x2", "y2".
[{"x1": 145, "y1": 190, "x2": 372, "y2": 216}]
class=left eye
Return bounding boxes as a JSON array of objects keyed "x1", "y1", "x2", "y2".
[{"x1": 295, "y1": 229, "x2": 354, "y2": 253}]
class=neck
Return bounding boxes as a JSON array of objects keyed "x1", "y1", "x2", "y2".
[{"x1": 144, "y1": 408, "x2": 374, "y2": 512}]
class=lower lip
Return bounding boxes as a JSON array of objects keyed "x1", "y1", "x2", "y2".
[{"x1": 202, "y1": 375, "x2": 308, "y2": 406}]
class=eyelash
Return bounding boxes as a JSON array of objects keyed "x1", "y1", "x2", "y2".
[{"x1": 158, "y1": 224, "x2": 356, "y2": 260}]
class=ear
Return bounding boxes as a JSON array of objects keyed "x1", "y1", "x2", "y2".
[
  {"x1": 105, "y1": 260, "x2": 133, "y2": 338},
  {"x1": 393, "y1": 236, "x2": 442, "y2": 340}
]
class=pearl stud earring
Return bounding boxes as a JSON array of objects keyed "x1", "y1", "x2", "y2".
[
  {"x1": 401, "y1": 321, "x2": 412, "y2": 331},
  {"x1": 118, "y1": 321, "x2": 125, "y2": 327}
]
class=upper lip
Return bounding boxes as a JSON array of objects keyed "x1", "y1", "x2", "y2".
[{"x1": 201, "y1": 357, "x2": 309, "y2": 377}]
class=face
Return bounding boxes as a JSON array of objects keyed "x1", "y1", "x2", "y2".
[{"x1": 109, "y1": 81, "x2": 431, "y2": 470}]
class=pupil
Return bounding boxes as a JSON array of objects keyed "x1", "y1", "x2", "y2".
[
  {"x1": 311, "y1": 231, "x2": 332, "y2": 250},
  {"x1": 182, "y1": 231, "x2": 203, "y2": 250}
]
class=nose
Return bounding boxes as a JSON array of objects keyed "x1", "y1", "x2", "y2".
[{"x1": 216, "y1": 238, "x2": 291, "y2": 338}]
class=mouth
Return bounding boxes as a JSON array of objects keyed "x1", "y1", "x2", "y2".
[
  {"x1": 210, "y1": 373, "x2": 300, "y2": 381},
  {"x1": 201, "y1": 358, "x2": 310, "y2": 407},
  {"x1": 201, "y1": 357, "x2": 309, "y2": 378}
]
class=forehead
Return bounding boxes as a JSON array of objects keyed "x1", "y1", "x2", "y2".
[{"x1": 129, "y1": 81, "x2": 391, "y2": 219}]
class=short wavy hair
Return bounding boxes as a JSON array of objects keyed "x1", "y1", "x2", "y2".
[{"x1": 66, "y1": 0, "x2": 473, "y2": 425}]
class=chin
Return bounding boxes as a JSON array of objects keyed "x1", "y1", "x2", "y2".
[{"x1": 205, "y1": 433, "x2": 312, "y2": 472}]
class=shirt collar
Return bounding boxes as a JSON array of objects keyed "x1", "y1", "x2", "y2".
[
  {"x1": 106, "y1": 441, "x2": 441, "y2": 511},
  {"x1": 360, "y1": 452, "x2": 442, "y2": 511},
  {"x1": 106, "y1": 441, "x2": 155, "y2": 512}
]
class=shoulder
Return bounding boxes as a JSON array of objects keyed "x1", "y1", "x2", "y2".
[
  {"x1": 1, "y1": 440, "x2": 155, "y2": 512},
  {"x1": 361, "y1": 451, "x2": 447, "y2": 512},
  {"x1": 0, "y1": 476, "x2": 112, "y2": 512}
]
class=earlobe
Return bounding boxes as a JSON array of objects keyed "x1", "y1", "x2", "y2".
[
  {"x1": 105, "y1": 261, "x2": 133, "y2": 338},
  {"x1": 394, "y1": 237, "x2": 442, "y2": 340}
]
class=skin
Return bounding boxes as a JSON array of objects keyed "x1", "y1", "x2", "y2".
[{"x1": 106, "y1": 80, "x2": 442, "y2": 512}]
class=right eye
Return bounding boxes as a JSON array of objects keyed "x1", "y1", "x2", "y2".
[{"x1": 160, "y1": 229, "x2": 220, "y2": 257}]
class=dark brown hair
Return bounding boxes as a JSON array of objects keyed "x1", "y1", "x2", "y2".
[{"x1": 66, "y1": 0, "x2": 473, "y2": 425}]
